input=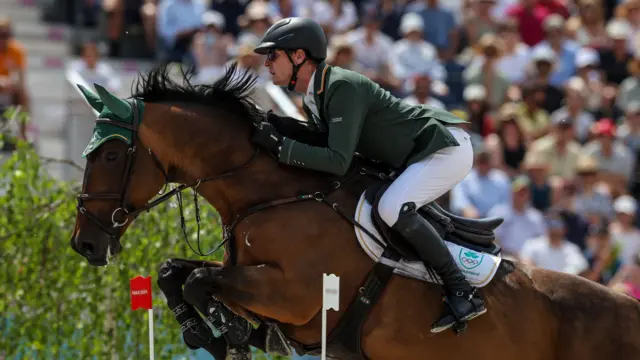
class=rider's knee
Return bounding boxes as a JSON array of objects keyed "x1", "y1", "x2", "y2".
[{"x1": 378, "y1": 192, "x2": 405, "y2": 227}]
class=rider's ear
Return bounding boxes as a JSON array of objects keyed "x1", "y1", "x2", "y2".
[{"x1": 295, "y1": 49, "x2": 307, "y2": 65}]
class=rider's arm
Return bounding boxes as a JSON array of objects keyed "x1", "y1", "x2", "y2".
[{"x1": 278, "y1": 80, "x2": 365, "y2": 175}]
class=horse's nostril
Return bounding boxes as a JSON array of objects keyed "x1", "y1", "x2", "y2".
[{"x1": 82, "y1": 242, "x2": 94, "y2": 257}]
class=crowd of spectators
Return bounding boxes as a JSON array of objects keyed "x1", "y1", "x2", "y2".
[{"x1": 32, "y1": 0, "x2": 640, "y2": 301}]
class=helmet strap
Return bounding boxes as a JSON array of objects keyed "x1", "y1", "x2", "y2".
[{"x1": 285, "y1": 51, "x2": 307, "y2": 92}]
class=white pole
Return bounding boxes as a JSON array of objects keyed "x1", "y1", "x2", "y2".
[
  {"x1": 321, "y1": 307, "x2": 328, "y2": 360},
  {"x1": 322, "y1": 274, "x2": 340, "y2": 360},
  {"x1": 148, "y1": 308, "x2": 155, "y2": 360}
]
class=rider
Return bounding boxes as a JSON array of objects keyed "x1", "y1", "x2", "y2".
[{"x1": 251, "y1": 17, "x2": 486, "y2": 333}]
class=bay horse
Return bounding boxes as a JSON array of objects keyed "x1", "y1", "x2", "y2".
[{"x1": 69, "y1": 63, "x2": 640, "y2": 359}]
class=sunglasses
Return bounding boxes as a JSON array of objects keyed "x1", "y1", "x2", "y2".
[{"x1": 266, "y1": 50, "x2": 279, "y2": 62}]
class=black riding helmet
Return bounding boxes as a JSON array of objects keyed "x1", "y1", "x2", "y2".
[{"x1": 254, "y1": 17, "x2": 327, "y2": 91}]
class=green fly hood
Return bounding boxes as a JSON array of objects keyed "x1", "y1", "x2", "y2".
[{"x1": 78, "y1": 83, "x2": 145, "y2": 158}]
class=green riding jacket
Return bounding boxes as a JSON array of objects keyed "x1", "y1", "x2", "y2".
[{"x1": 277, "y1": 62, "x2": 469, "y2": 175}]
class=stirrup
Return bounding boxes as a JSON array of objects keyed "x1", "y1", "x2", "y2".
[{"x1": 431, "y1": 290, "x2": 486, "y2": 335}]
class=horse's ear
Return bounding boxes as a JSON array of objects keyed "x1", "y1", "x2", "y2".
[
  {"x1": 93, "y1": 83, "x2": 131, "y2": 119},
  {"x1": 77, "y1": 84, "x2": 104, "y2": 112}
]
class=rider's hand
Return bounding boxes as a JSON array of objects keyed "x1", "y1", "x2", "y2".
[{"x1": 251, "y1": 121, "x2": 283, "y2": 157}]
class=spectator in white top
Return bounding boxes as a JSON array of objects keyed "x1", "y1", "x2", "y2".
[
  {"x1": 402, "y1": 71, "x2": 445, "y2": 109},
  {"x1": 156, "y1": 0, "x2": 206, "y2": 63},
  {"x1": 388, "y1": 12, "x2": 446, "y2": 87},
  {"x1": 307, "y1": 0, "x2": 358, "y2": 36},
  {"x1": 574, "y1": 47, "x2": 603, "y2": 112},
  {"x1": 69, "y1": 41, "x2": 121, "y2": 94},
  {"x1": 611, "y1": 195, "x2": 640, "y2": 266},
  {"x1": 520, "y1": 212, "x2": 590, "y2": 275},
  {"x1": 344, "y1": 9, "x2": 397, "y2": 90},
  {"x1": 494, "y1": 18, "x2": 531, "y2": 84},
  {"x1": 192, "y1": 10, "x2": 234, "y2": 84}
]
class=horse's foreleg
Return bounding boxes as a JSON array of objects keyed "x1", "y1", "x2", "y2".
[
  {"x1": 157, "y1": 259, "x2": 229, "y2": 358},
  {"x1": 158, "y1": 259, "x2": 272, "y2": 358},
  {"x1": 183, "y1": 265, "x2": 320, "y2": 326}
]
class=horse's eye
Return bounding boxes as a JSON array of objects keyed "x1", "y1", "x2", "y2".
[{"x1": 105, "y1": 151, "x2": 118, "y2": 162}]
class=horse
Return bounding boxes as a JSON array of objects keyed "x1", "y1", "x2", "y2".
[{"x1": 69, "y1": 62, "x2": 640, "y2": 359}]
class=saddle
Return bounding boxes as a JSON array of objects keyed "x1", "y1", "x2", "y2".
[{"x1": 364, "y1": 181, "x2": 503, "y2": 262}]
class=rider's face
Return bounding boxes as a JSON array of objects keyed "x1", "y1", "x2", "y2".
[{"x1": 265, "y1": 49, "x2": 306, "y2": 87}]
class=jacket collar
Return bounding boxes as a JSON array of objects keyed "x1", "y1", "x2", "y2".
[{"x1": 313, "y1": 61, "x2": 329, "y2": 95}]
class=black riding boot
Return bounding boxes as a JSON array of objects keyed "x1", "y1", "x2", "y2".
[{"x1": 391, "y1": 202, "x2": 487, "y2": 334}]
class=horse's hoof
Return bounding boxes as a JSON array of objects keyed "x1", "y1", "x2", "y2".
[
  {"x1": 157, "y1": 259, "x2": 193, "y2": 294},
  {"x1": 226, "y1": 344, "x2": 251, "y2": 360},
  {"x1": 183, "y1": 267, "x2": 216, "y2": 307}
]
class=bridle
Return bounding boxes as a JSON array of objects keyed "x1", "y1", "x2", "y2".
[{"x1": 75, "y1": 99, "x2": 260, "y2": 256}]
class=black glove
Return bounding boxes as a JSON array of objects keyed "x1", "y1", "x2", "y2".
[{"x1": 251, "y1": 121, "x2": 283, "y2": 158}]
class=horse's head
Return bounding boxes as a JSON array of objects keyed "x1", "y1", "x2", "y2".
[{"x1": 70, "y1": 84, "x2": 167, "y2": 266}]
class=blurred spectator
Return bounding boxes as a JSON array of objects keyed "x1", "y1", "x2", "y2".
[
  {"x1": 598, "y1": 19, "x2": 632, "y2": 85},
  {"x1": 616, "y1": 51, "x2": 640, "y2": 111},
  {"x1": 0, "y1": 17, "x2": 27, "y2": 139},
  {"x1": 566, "y1": 0, "x2": 608, "y2": 48},
  {"x1": 406, "y1": 0, "x2": 459, "y2": 59},
  {"x1": 450, "y1": 147, "x2": 512, "y2": 218},
  {"x1": 463, "y1": 0, "x2": 499, "y2": 46},
  {"x1": 192, "y1": 10, "x2": 234, "y2": 84},
  {"x1": 494, "y1": 18, "x2": 532, "y2": 84},
  {"x1": 620, "y1": 0, "x2": 640, "y2": 53},
  {"x1": 489, "y1": 175, "x2": 547, "y2": 258},
  {"x1": 326, "y1": 35, "x2": 363, "y2": 72},
  {"x1": 156, "y1": 0, "x2": 206, "y2": 64},
  {"x1": 514, "y1": 81, "x2": 550, "y2": 141},
  {"x1": 141, "y1": 0, "x2": 159, "y2": 51},
  {"x1": 344, "y1": 9, "x2": 398, "y2": 90},
  {"x1": 616, "y1": 101, "x2": 640, "y2": 196},
  {"x1": 584, "y1": 118, "x2": 636, "y2": 195},
  {"x1": 486, "y1": 103, "x2": 527, "y2": 176},
  {"x1": 462, "y1": 84, "x2": 494, "y2": 138},
  {"x1": 522, "y1": 151, "x2": 554, "y2": 212},
  {"x1": 463, "y1": 33, "x2": 510, "y2": 109},
  {"x1": 236, "y1": 1, "x2": 274, "y2": 47},
  {"x1": 362, "y1": 0, "x2": 407, "y2": 41},
  {"x1": 388, "y1": 12, "x2": 446, "y2": 89},
  {"x1": 594, "y1": 83, "x2": 623, "y2": 120},
  {"x1": 306, "y1": 0, "x2": 358, "y2": 37},
  {"x1": 581, "y1": 217, "x2": 623, "y2": 284},
  {"x1": 68, "y1": 41, "x2": 122, "y2": 93},
  {"x1": 402, "y1": 72, "x2": 445, "y2": 108},
  {"x1": 532, "y1": 14, "x2": 580, "y2": 87},
  {"x1": 526, "y1": 45, "x2": 565, "y2": 113},
  {"x1": 506, "y1": 0, "x2": 570, "y2": 47},
  {"x1": 610, "y1": 195, "x2": 640, "y2": 265},
  {"x1": 572, "y1": 154, "x2": 614, "y2": 223},
  {"x1": 609, "y1": 250, "x2": 640, "y2": 300},
  {"x1": 520, "y1": 211, "x2": 590, "y2": 275},
  {"x1": 574, "y1": 47, "x2": 604, "y2": 112},
  {"x1": 268, "y1": 0, "x2": 302, "y2": 19},
  {"x1": 549, "y1": 77, "x2": 595, "y2": 143},
  {"x1": 103, "y1": 0, "x2": 146, "y2": 56},
  {"x1": 527, "y1": 116, "x2": 581, "y2": 179},
  {"x1": 210, "y1": 0, "x2": 250, "y2": 37}
]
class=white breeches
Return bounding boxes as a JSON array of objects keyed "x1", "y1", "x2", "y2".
[{"x1": 378, "y1": 126, "x2": 474, "y2": 226}]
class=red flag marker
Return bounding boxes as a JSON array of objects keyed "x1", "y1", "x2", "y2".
[
  {"x1": 130, "y1": 275, "x2": 153, "y2": 310},
  {"x1": 130, "y1": 275, "x2": 155, "y2": 359}
]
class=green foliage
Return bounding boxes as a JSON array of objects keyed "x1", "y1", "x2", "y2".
[{"x1": 0, "y1": 143, "x2": 290, "y2": 359}]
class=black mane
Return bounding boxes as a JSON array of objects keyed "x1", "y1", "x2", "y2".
[{"x1": 130, "y1": 61, "x2": 265, "y2": 125}]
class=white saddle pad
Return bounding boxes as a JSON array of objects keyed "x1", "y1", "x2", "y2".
[{"x1": 353, "y1": 192, "x2": 502, "y2": 288}]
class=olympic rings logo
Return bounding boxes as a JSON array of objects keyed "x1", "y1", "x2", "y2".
[{"x1": 461, "y1": 257, "x2": 480, "y2": 266}]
